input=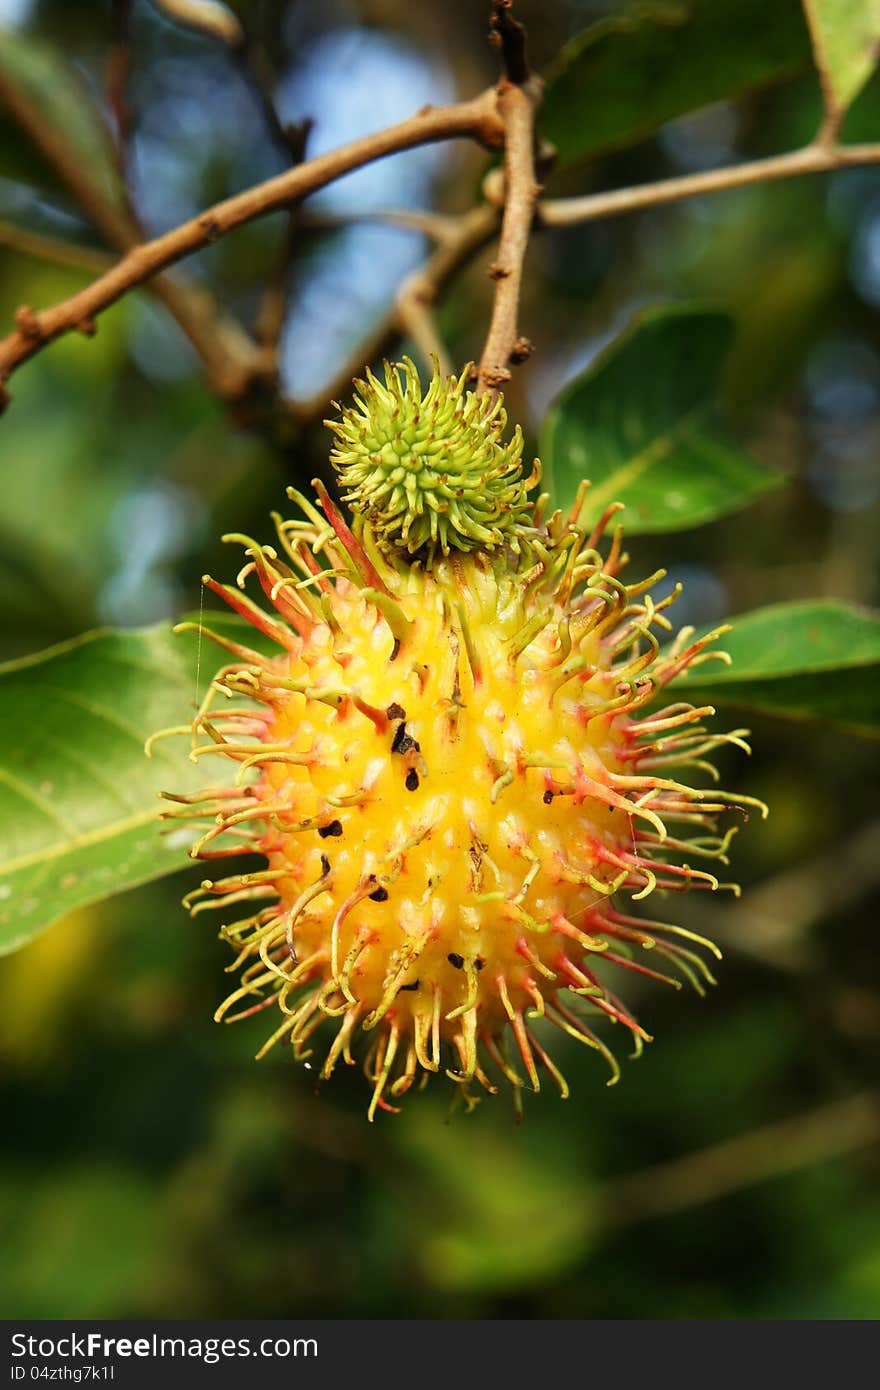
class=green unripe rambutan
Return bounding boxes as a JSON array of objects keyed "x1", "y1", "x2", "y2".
[
  {"x1": 157, "y1": 361, "x2": 766, "y2": 1119},
  {"x1": 329, "y1": 357, "x2": 537, "y2": 560}
]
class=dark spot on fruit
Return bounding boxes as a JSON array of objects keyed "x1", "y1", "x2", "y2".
[
  {"x1": 474, "y1": 957, "x2": 485, "y2": 971},
  {"x1": 320, "y1": 854, "x2": 331, "y2": 876},
  {"x1": 369, "y1": 885, "x2": 389, "y2": 902},
  {"x1": 405, "y1": 768, "x2": 419, "y2": 792},
  {"x1": 386, "y1": 702, "x2": 406, "y2": 721},
  {"x1": 390, "y1": 638, "x2": 401, "y2": 661},
  {"x1": 318, "y1": 819, "x2": 343, "y2": 838},
  {"x1": 398, "y1": 979, "x2": 419, "y2": 992},
  {"x1": 392, "y1": 723, "x2": 419, "y2": 756},
  {"x1": 543, "y1": 789, "x2": 554, "y2": 805},
  {"x1": 447, "y1": 952, "x2": 464, "y2": 970}
]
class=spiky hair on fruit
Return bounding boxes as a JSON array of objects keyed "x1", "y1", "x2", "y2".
[{"x1": 154, "y1": 359, "x2": 766, "y2": 1120}]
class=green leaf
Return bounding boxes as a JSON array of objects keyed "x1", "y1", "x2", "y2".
[
  {"x1": 542, "y1": 0, "x2": 812, "y2": 170},
  {"x1": 803, "y1": 0, "x2": 880, "y2": 118},
  {"x1": 0, "y1": 27, "x2": 124, "y2": 205},
  {"x1": 0, "y1": 625, "x2": 207, "y2": 956},
  {"x1": 671, "y1": 600, "x2": 880, "y2": 736},
  {"x1": 540, "y1": 303, "x2": 783, "y2": 534},
  {"x1": 399, "y1": 1103, "x2": 596, "y2": 1294}
]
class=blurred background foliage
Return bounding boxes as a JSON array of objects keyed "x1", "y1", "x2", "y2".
[{"x1": 1, "y1": 0, "x2": 880, "y2": 1320}]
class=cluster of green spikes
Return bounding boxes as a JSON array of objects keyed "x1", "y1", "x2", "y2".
[{"x1": 327, "y1": 358, "x2": 538, "y2": 560}]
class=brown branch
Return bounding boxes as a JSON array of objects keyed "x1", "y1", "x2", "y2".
[
  {"x1": 474, "y1": 77, "x2": 542, "y2": 396},
  {"x1": 0, "y1": 88, "x2": 504, "y2": 407},
  {"x1": 476, "y1": 4, "x2": 541, "y2": 397},
  {"x1": 540, "y1": 140, "x2": 880, "y2": 228},
  {"x1": 489, "y1": 0, "x2": 530, "y2": 86}
]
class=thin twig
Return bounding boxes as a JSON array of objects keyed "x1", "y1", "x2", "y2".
[
  {"x1": 706, "y1": 817, "x2": 880, "y2": 975},
  {"x1": 392, "y1": 203, "x2": 502, "y2": 381},
  {"x1": 286, "y1": 202, "x2": 500, "y2": 423},
  {"x1": 149, "y1": 0, "x2": 309, "y2": 378},
  {"x1": 476, "y1": 4, "x2": 542, "y2": 397},
  {"x1": 285, "y1": 205, "x2": 466, "y2": 380},
  {"x1": 475, "y1": 82, "x2": 541, "y2": 395},
  {"x1": 234, "y1": 39, "x2": 306, "y2": 168},
  {"x1": 604, "y1": 1090, "x2": 880, "y2": 1229},
  {"x1": 253, "y1": 213, "x2": 297, "y2": 360},
  {"x1": 0, "y1": 66, "x2": 134, "y2": 253},
  {"x1": 396, "y1": 277, "x2": 455, "y2": 377},
  {"x1": 300, "y1": 207, "x2": 463, "y2": 244},
  {"x1": 540, "y1": 140, "x2": 880, "y2": 228},
  {"x1": 488, "y1": 0, "x2": 530, "y2": 86},
  {"x1": 144, "y1": 0, "x2": 320, "y2": 393},
  {"x1": 147, "y1": 0, "x2": 243, "y2": 47},
  {"x1": 252, "y1": 119, "x2": 313, "y2": 386},
  {"x1": 0, "y1": 88, "x2": 504, "y2": 406},
  {"x1": 106, "y1": 0, "x2": 136, "y2": 187},
  {"x1": 0, "y1": 223, "x2": 114, "y2": 276},
  {"x1": 0, "y1": 61, "x2": 260, "y2": 400}
]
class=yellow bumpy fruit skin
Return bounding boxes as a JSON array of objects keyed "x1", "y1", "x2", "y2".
[{"x1": 161, "y1": 470, "x2": 765, "y2": 1120}]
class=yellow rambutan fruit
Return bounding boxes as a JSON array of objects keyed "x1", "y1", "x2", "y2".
[{"x1": 158, "y1": 359, "x2": 765, "y2": 1119}]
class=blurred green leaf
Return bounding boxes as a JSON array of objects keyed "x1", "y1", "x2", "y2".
[
  {"x1": 542, "y1": 0, "x2": 811, "y2": 170},
  {"x1": 0, "y1": 1164, "x2": 162, "y2": 1318},
  {"x1": 541, "y1": 303, "x2": 782, "y2": 532},
  {"x1": 397, "y1": 1103, "x2": 595, "y2": 1294},
  {"x1": 0, "y1": 625, "x2": 207, "y2": 955},
  {"x1": 671, "y1": 599, "x2": 880, "y2": 735},
  {"x1": 802, "y1": 0, "x2": 880, "y2": 117},
  {"x1": 0, "y1": 27, "x2": 124, "y2": 204},
  {"x1": 0, "y1": 328, "x2": 135, "y2": 649}
]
